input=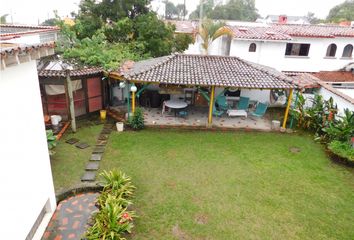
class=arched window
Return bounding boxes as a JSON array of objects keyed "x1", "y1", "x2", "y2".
[
  {"x1": 249, "y1": 43, "x2": 256, "y2": 52},
  {"x1": 342, "y1": 44, "x2": 353, "y2": 58},
  {"x1": 326, "y1": 43, "x2": 337, "y2": 57}
]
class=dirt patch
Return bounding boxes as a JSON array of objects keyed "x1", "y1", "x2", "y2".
[
  {"x1": 165, "y1": 181, "x2": 177, "y2": 189},
  {"x1": 172, "y1": 224, "x2": 190, "y2": 240},
  {"x1": 289, "y1": 147, "x2": 301, "y2": 153},
  {"x1": 195, "y1": 214, "x2": 208, "y2": 225}
]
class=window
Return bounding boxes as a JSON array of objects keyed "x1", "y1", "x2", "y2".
[
  {"x1": 249, "y1": 43, "x2": 256, "y2": 52},
  {"x1": 326, "y1": 43, "x2": 337, "y2": 57},
  {"x1": 342, "y1": 44, "x2": 353, "y2": 58},
  {"x1": 285, "y1": 43, "x2": 310, "y2": 56}
]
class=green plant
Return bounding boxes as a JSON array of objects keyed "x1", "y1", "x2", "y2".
[
  {"x1": 328, "y1": 140, "x2": 354, "y2": 162},
  {"x1": 46, "y1": 130, "x2": 57, "y2": 155},
  {"x1": 323, "y1": 108, "x2": 354, "y2": 142},
  {"x1": 128, "y1": 107, "x2": 145, "y2": 130},
  {"x1": 86, "y1": 195, "x2": 136, "y2": 240}
]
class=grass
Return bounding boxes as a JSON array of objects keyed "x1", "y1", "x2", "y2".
[{"x1": 52, "y1": 126, "x2": 354, "y2": 239}]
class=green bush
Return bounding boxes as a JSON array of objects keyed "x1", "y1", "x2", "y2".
[
  {"x1": 128, "y1": 107, "x2": 144, "y2": 130},
  {"x1": 328, "y1": 140, "x2": 354, "y2": 162},
  {"x1": 46, "y1": 130, "x2": 57, "y2": 156},
  {"x1": 85, "y1": 170, "x2": 136, "y2": 240}
]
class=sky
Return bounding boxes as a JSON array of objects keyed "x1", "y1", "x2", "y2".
[{"x1": 0, "y1": 0, "x2": 346, "y2": 25}]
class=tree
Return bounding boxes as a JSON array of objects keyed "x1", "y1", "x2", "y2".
[
  {"x1": 165, "y1": 1, "x2": 179, "y2": 19},
  {"x1": 176, "y1": 3, "x2": 188, "y2": 20},
  {"x1": 210, "y1": 0, "x2": 259, "y2": 21},
  {"x1": 41, "y1": 18, "x2": 57, "y2": 26},
  {"x1": 326, "y1": 0, "x2": 354, "y2": 22},
  {"x1": 0, "y1": 14, "x2": 8, "y2": 24},
  {"x1": 198, "y1": 19, "x2": 233, "y2": 54},
  {"x1": 189, "y1": 0, "x2": 215, "y2": 20},
  {"x1": 306, "y1": 12, "x2": 321, "y2": 24}
]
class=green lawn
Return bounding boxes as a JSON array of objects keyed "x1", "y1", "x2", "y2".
[{"x1": 52, "y1": 127, "x2": 354, "y2": 239}]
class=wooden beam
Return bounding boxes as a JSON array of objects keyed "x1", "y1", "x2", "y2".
[
  {"x1": 65, "y1": 70, "x2": 77, "y2": 132},
  {"x1": 208, "y1": 86, "x2": 215, "y2": 127},
  {"x1": 282, "y1": 88, "x2": 294, "y2": 129}
]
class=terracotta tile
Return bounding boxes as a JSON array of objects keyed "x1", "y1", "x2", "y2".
[
  {"x1": 68, "y1": 233, "x2": 76, "y2": 239},
  {"x1": 72, "y1": 220, "x2": 80, "y2": 229},
  {"x1": 54, "y1": 235, "x2": 62, "y2": 240},
  {"x1": 65, "y1": 208, "x2": 73, "y2": 213},
  {"x1": 62, "y1": 217, "x2": 68, "y2": 226},
  {"x1": 42, "y1": 231, "x2": 51, "y2": 239},
  {"x1": 71, "y1": 200, "x2": 78, "y2": 205}
]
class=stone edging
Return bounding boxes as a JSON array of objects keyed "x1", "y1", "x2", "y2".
[{"x1": 55, "y1": 183, "x2": 103, "y2": 204}]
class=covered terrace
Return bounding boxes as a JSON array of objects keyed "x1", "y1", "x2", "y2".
[{"x1": 108, "y1": 54, "x2": 296, "y2": 130}]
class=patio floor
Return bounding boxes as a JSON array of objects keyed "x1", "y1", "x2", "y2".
[{"x1": 111, "y1": 106, "x2": 275, "y2": 131}]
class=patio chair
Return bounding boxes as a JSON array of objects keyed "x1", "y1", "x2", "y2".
[
  {"x1": 250, "y1": 102, "x2": 268, "y2": 118},
  {"x1": 178, "y1": 109, "x2": 188, "y2": 118},
  {"x1": 237, "y1": 96, "x2": 250, "y2": 110},
  {"x1": 212, "y1": 104, "x2": 224, "y2": 117},
  {"x1": 216, "y1": 96, "x2": 230, "y2": 111}
]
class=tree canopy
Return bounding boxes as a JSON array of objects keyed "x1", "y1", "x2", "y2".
[
  {"x1": 56, "y1": 0, "x2": 193, "y2": 70},
  {"x1": 189, "y1": 0, "x2": 259, "y2": 21},
  {"x1": 326, "y1": 0, "x2": 354, "y2": 22}
]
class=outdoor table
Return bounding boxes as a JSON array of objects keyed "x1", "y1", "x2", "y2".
[
  {"x1": 163, "y1": 100, "x2": 188, "y2": 116},
  {"x1": 227, "y1": 109, "x2": 248, "y2": 117}
]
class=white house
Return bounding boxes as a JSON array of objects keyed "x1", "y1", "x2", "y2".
[
  {"x1": 0, "y1": 24, "x2": 59, "y2": 44},
  {"x1": 0, "y1": 42, "x2": 57, "y2": 240}
]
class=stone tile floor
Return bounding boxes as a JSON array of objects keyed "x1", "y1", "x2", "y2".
[
  {"x1": 42, "y1": 192, "x2": 99, "y2": 240},
  {"x1": 139, "y1": 106, "x2": 272, "y2": 131}
]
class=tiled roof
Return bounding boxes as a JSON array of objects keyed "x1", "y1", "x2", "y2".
[
  {"x1": 39, "y1": 67, "x2": 103, "y2": 78},
  {"x1": 165, "y1": 20, "x2": 197, "y2": 34},
  {"x1": 313, "y1": 71, "x2": 354, "y2": 82},
  {"x1": 231, "y1": 26, "x2": 292, "y2": 40},
  {"x1": 0, "y1": 24, "x2": 59, "y2": 38},
  {"x1": 0, "y1": 42, "x2": 55, "y2": 56},
  {"x1": 116, "y1": 54, "x2": 295, "y2": 89},
  {"x1": 284, "y1": 71, "x2": 320, "y2": 89}
]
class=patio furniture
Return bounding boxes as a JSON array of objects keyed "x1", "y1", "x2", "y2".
[
  {"x1": 178, "y1": 110, "x2": 188, "y2": 118},
  {"x1": 163, "y1": 99, "x2": 188, "y2": 116},
  {"x1": 213, "y1": 107, "x2": 224, "y2": 117},
  {"x1": 250, "y1": 102, "x2": 268, "y2": 118},
  {"x1": 237, "y1": 96, "x2": 250, "y2": 110},
  {"x1": 227, "y1": 109, "x2": 247, "y2": 117},
  {"x1": 216, "y1": 95, "x2": 230, "y2": 111}
]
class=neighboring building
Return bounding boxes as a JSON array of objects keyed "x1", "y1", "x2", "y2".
[
  {"x1": 263, "y1": 15, "x2": 310, "y2": 25},
  {"x1": 0, "y1": 42, "x2": 57, "y2": 239},
  {"x1": 0, "y1": 24, "x2": 59, "y2": 44}
]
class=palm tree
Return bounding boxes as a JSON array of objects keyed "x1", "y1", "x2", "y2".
[{"x1": 198, "y1": 19, "x2": 233, "y2": 55}]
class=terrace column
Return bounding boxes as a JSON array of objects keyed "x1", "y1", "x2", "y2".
[
  {"x1": 208, "y1": 86, "x2": 215, "y2": 127},
  {"x1": 65, "y1": 69, "x2": 76, "y2": 132},
  {"x1": 282, "y1": 88, "x2": 294, "y2": 129}
]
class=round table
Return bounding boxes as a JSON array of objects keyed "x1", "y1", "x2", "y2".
[{"x1": 163, "y1": 100, "x2": 188, "y2": 116}]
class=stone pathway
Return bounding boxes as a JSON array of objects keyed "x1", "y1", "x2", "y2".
[
  {"x1": 42, "y1": 192, "x2": 99, "y2": 240},
  {"x1": 81, "y1": 122, "x2": 114, "y2": 182}
]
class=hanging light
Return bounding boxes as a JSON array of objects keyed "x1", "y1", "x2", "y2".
[
  {"x1": 130, "y1": 85, "x2": 137, "y2": 92},
  {"x1": 119, "y1": 81, "x2": 126, "y2": 88}
]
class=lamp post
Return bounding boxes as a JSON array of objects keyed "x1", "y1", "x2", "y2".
[{"x1": 131, "y1": 85, "x2": 137, "y2": 114}]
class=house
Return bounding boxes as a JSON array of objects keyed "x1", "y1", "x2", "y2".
[
  {"x1": 262, "y1": 15, "x2": 310, "y2": 25},
  {"x1": 0, "y1": 42, "x2": 57, "y2": 239},
  {"x1": 0, "y1": 24, "x2": 59, "y2": 44}
]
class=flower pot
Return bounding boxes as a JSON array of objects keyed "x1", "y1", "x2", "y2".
[{"x1": 116, "y1": 122, "x2": 124, "y2": 132}]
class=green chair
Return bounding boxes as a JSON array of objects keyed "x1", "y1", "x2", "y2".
[
  {"x1": 237, "y1": 96, "x2": 250, "y2": 110},
  {"x1": 250, "y1": 102, "x2": 268, "y2": 118},
  {"x1": 216, "y1": 95, "x2": 230, "y2": 111},
  {"x1": 212, "y1": 103, "x2": 224, "y2": 117}
]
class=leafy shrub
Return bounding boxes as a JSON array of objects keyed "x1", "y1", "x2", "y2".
[
  {"x1": 46, "y1": 130, "x2": 57, "y2": 156},
  {"x1": 328, "y1": 140, "x2": 354, "y2": 162},
  {"x1": 85, "y1": 170, "x2": 136, "y2": 240},
  {"x1": 128, "y1": 107, "x2": 144, "y2": 130},
  {"x1": 323, "y1": 109, "x2": 354, "y2": 142}
]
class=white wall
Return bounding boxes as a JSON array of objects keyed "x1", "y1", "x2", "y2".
[
  {"x1": 229, "y1": 37, "x2": 354, "y2": 72},
  {"x1": 0, "y1": 61, "x2": 56, "y2": 239},
  {"x1": 318, "y1": 87, "x2": 354, "y2": 116}
]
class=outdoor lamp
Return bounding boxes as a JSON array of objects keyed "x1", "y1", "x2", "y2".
[
  {"x1": 119, "y1": 81, "x2": 126, "y2": 88},
  {"x1": 130, "y1": 85, "x2": 137, "y2": 92}
]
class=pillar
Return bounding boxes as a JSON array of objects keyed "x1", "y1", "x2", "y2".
[
  {"x1": 282, "y1": 88, "x2": 294, "y2": 129},
  {"x1": 208, "y1": 86, "x2": 215, "y2": 127}
]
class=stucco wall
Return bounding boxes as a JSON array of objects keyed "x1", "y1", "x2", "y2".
[
  {"x1": 0, "y1": 61, "x2": 56, "y2": 239},
  {"x1": 318, "y1": 87, "x2": 354, "y2": 116}
]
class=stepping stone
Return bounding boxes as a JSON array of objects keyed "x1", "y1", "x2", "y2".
[
  {"x1": 101, "y1": 129, "x2": 111, "y2": 134},
  {"x1": 81, "y1": 171, "x2": 96, "y2": 181},
  {"x1": 96, "y1": 140, "x2": 108, "y2": 146},
  {"x1": 65, "y1": 138, "x2": 79, "y2": 145},
  {"x1": 98, "y1": 135, "x2": 109, "y2": 140},
  {"x1": 90, "y1": 153, "x2": 102, "y2": 161},
  {"x1": 93, "y1": 146, "x2": 105, "y2": 153},
  {"x1": 75, "y1": 142, "x2": 90, "y2": 149},
  {"x1": 86, "y1": 162, "x2": 100, "y2": 170}
]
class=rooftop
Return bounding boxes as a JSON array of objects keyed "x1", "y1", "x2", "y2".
[
  {"x1": 0, "y1": 24, "x2": 59, "y2": 40},
  {"x1": 113, "y1": 54, "x2": 295, "y2": 89},
  {"x1": 313, "y1": 71, "x2": 354, "y2": 82}
]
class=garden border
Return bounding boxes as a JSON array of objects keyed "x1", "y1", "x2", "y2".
[
  {"x1": 55, "y1": 183, "x2": 103, "y2": 204},
  {"x1": 326, "y1": 148, "x2": 354, "y2": 168}
]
